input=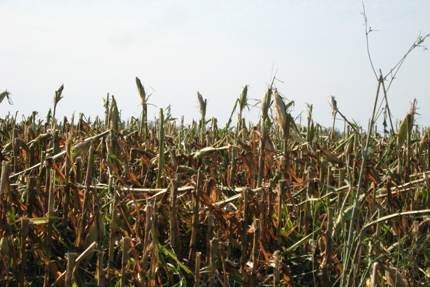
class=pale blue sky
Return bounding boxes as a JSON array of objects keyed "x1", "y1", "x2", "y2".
[{"x1": 1, "y1": 1, "x2": 429, "y2": 130}]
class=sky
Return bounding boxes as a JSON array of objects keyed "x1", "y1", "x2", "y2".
[{"x1": 1, "y1": 0, "x2": 429, "y2": 131}]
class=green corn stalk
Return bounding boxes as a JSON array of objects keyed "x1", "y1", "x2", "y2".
[
  {"x1": 238, "y1": 85, "x2": 249, "y2": 131},
  {"x1": 0, "y1": 161, "x2": 10, "y2": 197},
  {"x1": 46, "y1": 109, "x2": 52, "y2": 126},
  {"x1": 306, "y1": 103, "x2": 314, "y2": 144},
  {"x1": 197, "y1": 92, "x2": 206, "y2": 144},
  {"x1": 102, "y1": 93, "x2": 110, "y2": 129},
  {"x1": 225, "y1": 100, "x2": 238, "y2": 131},
  {"x1": 330, "y1": 95, "x2": 338, "y2": 141},
  {"x1": 340, "y1": 72, "x2": 383, "y2": 286},
  {"x1": 397, "y1": 98, "x2": 416, "y2": 181},
  {"x1": 52, "y1": 84, "x2": 64, "y2": 128},
  {"x1": 212, "y1": 117, "x2": 218, "y2": 143},
  {"x1": 157, "y1": 108, "x2": 165, "y2": 188},
  {"x1": 329, "y1": 96, "x2": 358, "y2": 134},
  {"x1": 257, "y1": 83, "x2": 273, "y2": 188},
  {"x1": 272, "y1": 89, "x2": 293, "y2": 139},
  {"x1": 107, "y1": 188, "x2": 119, "y2": 282},
  {"x1": 179, "y1": 115, "x2": 184, "y2": 151},
  {"x1": 230, "y1": 85, "x2": 250, "y2": 187},
  {"x1": 272, "y1": 89, "x2": 293, "y2": 179},
  {"x1": 136, "y1": 77, "x2": 150, "y2": 138},
  {"x1": 109, "y1": 96, "x2": 119, "y2": 131}
]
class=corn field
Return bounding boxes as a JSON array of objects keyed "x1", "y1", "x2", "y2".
[{"x1": 0, "y1": 80, "x2": 430, "y2": 287}]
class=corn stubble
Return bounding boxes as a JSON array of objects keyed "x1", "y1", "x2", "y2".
[{"x1": 0, "y1": 83, "x2": 430, "y2": 287}]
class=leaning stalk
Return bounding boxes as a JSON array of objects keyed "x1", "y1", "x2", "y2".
[{"x1": 340, "y1": 72, "x2": 383, "y2": 286}]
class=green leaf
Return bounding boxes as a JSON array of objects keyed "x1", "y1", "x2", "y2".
[
  {"x1": 229, "y1": 273, "x2": 245, "y2": 284},
  {"x1": 7, "y1": 209, "x2": 16, "y2": 227},
  {"x1": 283, "y1": 228, "x2": 322, "y2": 253},
  {"x1": 335, "y1": 205, "x2": 354, "y2": 228},
  {"x1": 158, "y1": 243, "x2": 193, "y2": 275},
  {"x1": 109, "y1": 153, "x2": 125, "y2": 166}
]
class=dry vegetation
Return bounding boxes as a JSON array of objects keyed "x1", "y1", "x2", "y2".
[{"x1": 1, "y1": 74, "x2": 430, "y2": 287}]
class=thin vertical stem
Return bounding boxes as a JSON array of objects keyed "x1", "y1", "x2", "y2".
[
  {"x1": 170, "y1": 179, "x2": 178, "y2": 254},
  {"x1": 189, "y1": 169, "x2": 202, "y2": 263},
  {"x1": 274, "y1": 251, "x2": 281, "y2": 287},
  {"x1": 121, "y1": 237, "x2": 131, "y2": 287},
  {"x1": 340, "y1": 72, "x2": 383, "y2": 286},
  {"x1": 19, "y1": 218, "x2": 30, "y2": 287},
  {"x1": 209, "y1": 238, "x2": 219, "y2": 287},
  {"x1": 44, "y1": 168, "x2": 56, "y2": 287},
  {"x1": 65, "y1": 253, "x2": 77, "y2": 287},
  {"x1": 157, "y1": 108, "x2": 165, "y2": 188},
  {"x1": 194, "y1": 252, "x2": 201, "y2": 287}
]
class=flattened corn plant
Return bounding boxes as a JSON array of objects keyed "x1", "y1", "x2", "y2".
[{"x1": 0, "y1": 79, "x2": 430, "y2": 287}]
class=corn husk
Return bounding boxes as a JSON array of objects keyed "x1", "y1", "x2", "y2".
[
  {"x1": 261, "y1": 86, "x2": 272, "y2": 119},
  {"x1": 397, "y1": 115, "x2": 409, "y2": 148},
  {"x1": 110, "y1": 96, "x2": 119, "y2": 130},
  {"x1": 344, "y1": 134, "x2": 355, "y2": 155},
  {"x1": 54, "y1": 84, "x2": 64, "y2": 106},
  {"x1": 197, "y1": 92, "x2": 206, "y2": 119},
  {"x1": 397, "y1": 99, "x2": 416, "y2": 149},
  {"x1": 273, "y1": 90, "x2": 287, "y2": 125},
  {"x1": 194, "y1": 146, "x2": 230, "y2": 160},
  {"x1": 71, "y1": 139, "x2": 93, "y2": 159},
  {"x1": 273, "y1": 89, "x2": 294, "y2": 137},
  {"x1": 239, "y1": 85, "x2": 249, "y2": 112},
  {"x1": 136, "y1": 77, "x2": 147, "y2": 106},
  {"x1": 101, "y1": 96, "x2": 108, "y2": 109},
  {"x1": 306, "y1": 103, "x2": 313, "y2": 123},
  {"x1": 407, "y1": 98, "x2": 416, "y2": 132},
  {"x1": 272, "y1": 89, "x2": 294, "y2": 137},
  {"x1": 329, "y1": 95, "x2": 338, "y2": 116},
  {"x1": 419, "y1": 128, "x2": 429, "y2": 153}
]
